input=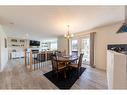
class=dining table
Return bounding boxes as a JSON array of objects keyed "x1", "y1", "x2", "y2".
[
  {"x1": 53, "y1": 55, "x2": 79, "y2": 79},
  {"x1": 54, "y1": 55, "x2": 78, "y2": 66},
  {"x1": 56, "y1": 55, "x2": 78, "y2": 62}
]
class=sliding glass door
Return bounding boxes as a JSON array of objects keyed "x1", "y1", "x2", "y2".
[
  {"x1": 71, "y1": 35, "x2": 90, "y2": 65},
  {"x1": 81, "y1": 38, "x2": 90, "y2": 64},
  {"x1": 71, "y1": 39, "x2": 78, "y2": 56}
]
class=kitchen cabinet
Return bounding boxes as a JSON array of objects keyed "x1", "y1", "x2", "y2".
[
  {"x1": 11, "y1": 51, "x2": 24, "y2": 59},
  {"x1": 107, "y1": 50, "x2": 127, "y2": 89},
  {"x1": 8, "y1": 38, "x2": 26, "y2": 48}
]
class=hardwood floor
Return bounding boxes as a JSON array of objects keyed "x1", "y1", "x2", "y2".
[{"x1": 0, "y1": 58, "x2": 107, "y2": 89}]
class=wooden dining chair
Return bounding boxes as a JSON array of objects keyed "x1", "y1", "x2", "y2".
[
  {"x1": 51, "y1": 56, "x2": 67, "y2": 79},
  {"x1": 69, "y1": 53, "x2": 84, "y2": 78}
]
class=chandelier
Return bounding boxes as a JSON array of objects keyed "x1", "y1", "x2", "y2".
[{"x1": 64, "y1": 25, "x2": 74, "y2": 39}]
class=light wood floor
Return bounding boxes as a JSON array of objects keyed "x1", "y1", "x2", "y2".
[{"x1": 0, "y1": 58, "x2": 107, "y2": 89}]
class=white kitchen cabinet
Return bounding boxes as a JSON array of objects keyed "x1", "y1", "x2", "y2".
[
  {"x1": 11, "y1": 51, "x2": 24, "y2": 59},
  {"x1": 107, "y1": 50, "x2": 127, "y2": 89}
]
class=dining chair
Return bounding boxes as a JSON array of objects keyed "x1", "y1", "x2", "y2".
[
  {"x1": 55, "y1": 51, "x2": 62, "y2": 57},
  {"x1": 37, "y1": 52, "x2": 46, "y2": 62},
  {"x1": 51, "y1": 56, "x2": 67, "y2": 79},
  {"x1": 68, "y1": 53, "x2": 84, "y2": 78}
]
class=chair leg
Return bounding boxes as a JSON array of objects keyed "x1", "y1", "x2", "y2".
[
  {"x1": 64, "y1": 69, "x2": 66, "y2": 79},
  {"x1": 77, "y1": 69, "x2": 80, "y2": 79},
  {"x1": 52, "y1": 71, "x2": 58, "y2": 79},
  {"x1": 52, "y1": 70, "x2": 54, "y2": 76},
  {"x1": 57, "y1": 72, "x2": 58, "y2": 79}
]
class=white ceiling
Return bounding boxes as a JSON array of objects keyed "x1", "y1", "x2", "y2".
[{"x1": 0, "y1": 6, "x2": 124, "y2": 40}]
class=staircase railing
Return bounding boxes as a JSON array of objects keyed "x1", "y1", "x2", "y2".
[{"x1": 24, "y1": 49, "x2": 52, "y2": 71}]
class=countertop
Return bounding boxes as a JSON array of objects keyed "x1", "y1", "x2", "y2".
[{"x1": 107, "y1": 50, "x2": 127, "y2": 55}]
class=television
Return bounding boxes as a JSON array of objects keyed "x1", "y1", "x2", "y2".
[{"x1": 30, "y1": 40, "x2": 40, "y2": 46}]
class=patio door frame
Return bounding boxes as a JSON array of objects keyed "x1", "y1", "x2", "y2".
[{"x1": 70, "y1": 34, "x2": 90, "y2": 65}]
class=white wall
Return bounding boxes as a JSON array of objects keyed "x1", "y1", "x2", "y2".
[
  {"x1": 0, "y1": 25, "x2": 8, "y2": 71},
  {"x1": 57, "y1": 21, "x2": 126, "y2": 70},
  {"x1": 94, "y1": 22, "x2": 127, "y2": 70}
]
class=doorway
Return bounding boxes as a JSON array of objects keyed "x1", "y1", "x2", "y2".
[
  {"x1": 71, "y1": 35, "x2": 90, "y2": 65},
  {"x1": 81, "y1": 38, "x2": 90, "y2": 65}
]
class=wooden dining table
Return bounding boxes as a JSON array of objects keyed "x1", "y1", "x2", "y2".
[
  {"x1": 55, "y1": 55, "x2": 78, "y2": 65},
  {"x1": 53, "y1": 55, "x2": 78, "y2": 79}
]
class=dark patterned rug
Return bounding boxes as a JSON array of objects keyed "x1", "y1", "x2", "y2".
[{"x1": 44, "y1": 67, "x2": 86, "y2": 89}]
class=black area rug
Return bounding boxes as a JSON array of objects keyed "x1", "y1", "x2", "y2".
[{"x1": 44, "y1": 67, "x2": 86, "y2": 89}]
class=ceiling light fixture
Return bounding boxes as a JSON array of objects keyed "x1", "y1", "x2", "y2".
[
  {"x1": 64, "y1": 25, "x2": 74, "y2": 55},
  {"x1": 64, "y1": 25, "x2": 74, "y2": 39}
]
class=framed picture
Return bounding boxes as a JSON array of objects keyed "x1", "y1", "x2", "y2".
[{"x1": 5, "y1": 38, "x2": 7, "y2": 48}]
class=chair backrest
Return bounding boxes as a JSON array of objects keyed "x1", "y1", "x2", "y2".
[
  {"x1": 47, "y1": 52, "x2": 53, "y2": 60},
  {"x1": 37, "y1": 53, "x2": 45, "y2": 62},
  {"x1": 78, "y1": 53, "x2": 84, "y2": 69},
  {"x1": 56, "y1": 52, "x2": 62, "y2": 57},
  {"x1": 51, "y1": 56, "x2": 58, "y2": 72}
]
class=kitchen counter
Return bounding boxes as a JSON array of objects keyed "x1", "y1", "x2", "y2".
[
  {"x1": 117, "y1": 51, "x2": 127, "y2": 55},
  {"x1": 108, "y1": 50, "x2": 127, "y2": 55}
]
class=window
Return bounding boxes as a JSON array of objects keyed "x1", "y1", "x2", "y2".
[
  {"x1": 71, "y1": 40, "x2": 78, "y2": 51},
  {"x1": 71, "y1": 39, "x2": 78, "y2": 56}
]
